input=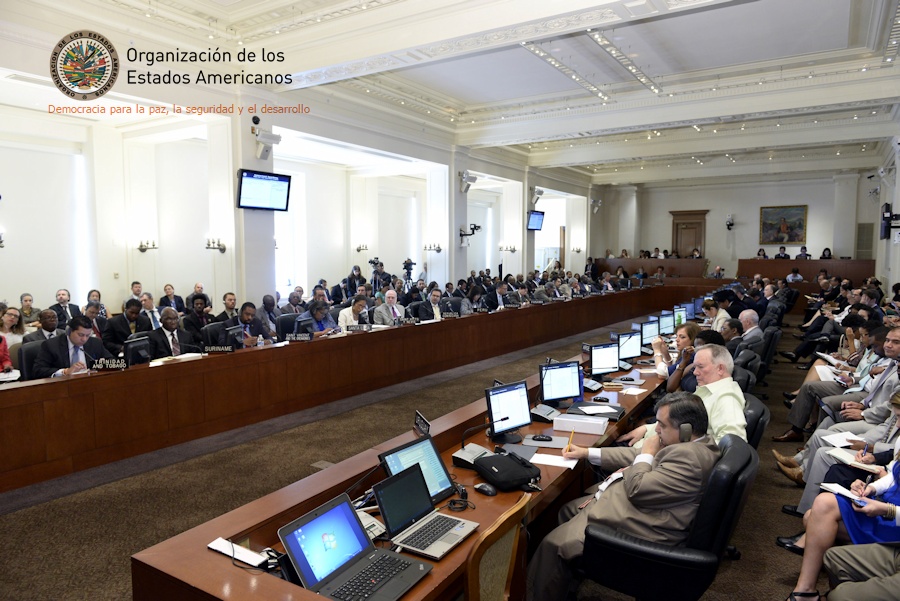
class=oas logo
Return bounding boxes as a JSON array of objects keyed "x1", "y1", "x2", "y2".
[{"x1": 50, "y1": 31, "x2": 119, "y2": 100}]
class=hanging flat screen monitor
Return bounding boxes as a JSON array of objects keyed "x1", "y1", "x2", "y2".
[
  {"x1": 485, "y1": 380, "x2": 531, "y2": 444},
  {"x1": 540, "y1": 360, "x2": 582, "y2": 405},
  {"x1": 658, "y1": 312, "x2": 675, "y2": 335},
  {"x1": 673, "y1": 306, "x2": 687, "y2": 327},
  {"x1": 591, "y1": 342, "x2": 619, "y2": 376},
  {"x1": 236, "y1": 169, "x2": 291, "y2": 211},
  {"x1": 526, "y1": 210, "x2": 545, "y2": 231},
  {"x1": 640, "y1": 320, "x2": 659, "y2": 346},
  {"x1": 617, "y1": 330, "x2": 641, "y2": 360}
]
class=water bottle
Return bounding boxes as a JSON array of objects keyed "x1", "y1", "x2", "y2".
[{"x1": 256, "y1": 335, "x2": 264, "y2": 346}]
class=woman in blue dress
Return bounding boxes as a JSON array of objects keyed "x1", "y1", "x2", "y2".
[{"x1": 784, "y1": 402, "x2": 900, "y2": 600}]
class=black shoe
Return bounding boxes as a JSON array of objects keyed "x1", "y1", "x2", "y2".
[
  {"x1": 783, "y1": 399, "x2": 793, "y2": 410},
  {"x1": 792, "y1": 333, "x2": 805, "y2": 340},
  {"x1": 776, "y1": 532, "x2": 805, "y2": 555},
  {"x1": 783, "y1": 391, "x2": 798, "y2": 401},
  {"x1": 779, "y1": 351, "x2": 798, "y2": 363},
  {"x1": 811, "y1": 335, "x2": 829, "y2": 343},
  {"x1": 781, "y1": 505, "x2": 803, "y2": 518},
  {"x1": 799, "y1": 325, "x2": 809, "y2": 332},
  {"x1": 797, "y1": 362, "x2": 813, "y2": 370}
]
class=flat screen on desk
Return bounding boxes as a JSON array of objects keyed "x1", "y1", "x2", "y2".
[
  {"x1": 378, "y1": 435, "x2": 455, "y2": 505},
  {"x1": 693, "y1": 297, "x2": 706, "y2": 315},
  {"x1": 618, "y1": 330, "x2": 641, "y2": 360},
  {"x1": 540, "y1": 360, "x2": 582, "y2": 403},
  {"x1": 591, "y1": 342, "x2": 619, "y2": 375},
  {"x1": 485, "y1": 380, "x2": 531, "y2": 436},
  {"x1": 680, "y1": 302, "x2": 696, "y2": 320},
  {"x1": 236, "y1": 169, "x2": 291, "y2": 211},
  {"x1": 673, "y1": 306, "x2": 687, "y2": 326},
  {"x1": 124, "y1": 336, "x2": 150, "y2": 367},
  {"x1": 526, "y1": 210, "x2": 545, "y2": 231},
  {"x1": 658, "y1": 312, "x2": 675, "y2": 335},
  {"x1": 640, "y1": 320, "x2": 659, "y2": 346}
]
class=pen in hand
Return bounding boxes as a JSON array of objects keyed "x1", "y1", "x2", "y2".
[
  {"x1": 862, "y1": 443, "x2": 869, "y2": 457},
  {"x1": 566, "y1": 428, "x2": 575, "y2": 454}
]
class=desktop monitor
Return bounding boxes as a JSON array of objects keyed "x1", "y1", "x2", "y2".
[
  {"x1": 680, "y1": 302, "x2": 696, "y2": 320},
  {"x1": 673, "y1": 306, "x2": 687, "y2": 327},
  {"x1": 658, "y1": 312, "x2": 675, "y2": 335},
  {"x1": 539, "y1": 360, "x2": 582, "y2": 405},
  {"x1": 640, "y1": 320, "x2": 659, "y2": 346},
  {"x1": 378, "y1": 435, "x2": 456, "y2": 505},
  {"x1": 225, "y1": 324, "x2": 244, "y2": 348},
  {"x1": 617, "y1": 330, "x2": 641, "y2": 360},
  {"x1": 693, "y1": 297, "x2": 705, "y2": 316},
  {"x1": 123, "y1": 335, "x2": 151, "y2": 367},
  {"x1": 236, "y1": 168, "x2": 291, "y2": 211},
  {"x1": 526, "y1": 210, "x2": 545, "y2": 231},
  {"x1": 590, "y1": 342, "x2": 619, "y2": 376},
  {"x1": 485, "y1": 380, "x2": 532, "y2": 444}
]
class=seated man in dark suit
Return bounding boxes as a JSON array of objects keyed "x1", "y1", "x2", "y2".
[
  {"x1": 103, "y1": 299, "x2": 151, "y2": 356},
  {"x1": 218, "y1": 302, "x2": 273, "y2": 349},
  {"x1": 526, "y1": 393, "x2": 720, "y2": 601},
  {"x1": 774, "y1": 246, "x2": 791, "y2": 259},
  {"x1": 722, "y1": 318, "x2": 744, "y2": 357},
  {"x1": 483, "y1": 282, "x2": 508, "y2": 312},
  {"x1": 281, "y1": 292, "x2": 306, "y2": 315},
  {"x1": 82, "y1": 301, "x2": 108, "y2": 340},
  {"x1": 213, "y1": 292, "x2": 238, "y2": 323},
  {"x1": 48, "y1": 288, "x2": 82, "y2": 328},
  {"x1": 417, "y1": 289, "x2": 443, "y2": 322},
  {"x1": 508, "y1": 283, "x2": 531, "y2": 305},
  {"x1": 185, "y1": 282, "x2": 213, "y2": 316},
  {"x1": 22, "y1": 310, "x2": 64, "y2": 343},
  {"x1": 33, "y1": 315, "x2": 113, "y2": 378},
  {"x1": 149, "y1": 308, "x2": 195, "y2": 359},
  {"x1": 453, "y1": 280, "x2": 467, "y2": 298},
  {"x1": 259, "y1": 295, "x2": 282, "y2": 336},
  {"x1": 599, "y1": 272, "x2": 618, "y2": 292},
  {"x1": 184, "y1": 295, "x2": 213, "y2": 346}
]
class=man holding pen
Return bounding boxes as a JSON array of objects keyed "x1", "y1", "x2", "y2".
[{"x1": 526, "y1": 393, "x2": 720, "y2": 601}]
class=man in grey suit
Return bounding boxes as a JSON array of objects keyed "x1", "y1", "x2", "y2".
[
  {"x1": 526, "y1": 393, "x2": 720, "y2": 601},
  {"x1": 22, "y1": 310, "x2": 64, "y2": 343},
  {"x1": 373, "y1": 290, "x2": 403, "y2": 325},
  {"x1": 739, "y1": 309, "x2": 764, "y2": 346}
]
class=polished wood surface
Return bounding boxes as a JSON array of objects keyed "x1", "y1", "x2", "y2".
[
  {"x1": 0, "y1": 287, "x2": 710, "y2": 492},
  {"x1": 594, "y1": 257, "x2": 709, "y2": 278},
  {"x1": 735, "y1": 258, "x2": 874, "y2": 285}
]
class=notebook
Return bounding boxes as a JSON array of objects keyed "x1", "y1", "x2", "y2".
[
  {"x1": 278, "y1": 494, "x2": 432, "y2": 601},
  {"x1": 373, "y1": 463, "x2": 479, "y2": 560}
]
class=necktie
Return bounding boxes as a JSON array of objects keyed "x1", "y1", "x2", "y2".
[
  {"x1": 129, "y1": 321, "x2": 136, "y2": 334},
  {"x1": 92, "y1": 322, "x2": 101, "y2": 338},
  {"x1": 47, "y1": 331, "x2": 54, "y2": 339},
  {"x1": 64, "y1": 305, "x2": 72, "y2": 320},
  {"x1": 171, "y1": 332, "x2": 180, "y2": 356},
  {"x1": 433, "y1": 304, "x2": 440, "y2": 320},
  {"x1": 243, "y1": 325, "x2": 250, "y2": 339},
  {"x1": 881, "y1": 415, "x2": 897, "y2": 443},
  {"x1": 391, "y1": 305, "x2": 398, "y2": 318},
  {"x1": 150, "y1": 311, "x2": 160, "y2": 329},
  {"x1": 71, "y1": 345, "x2": 83, "y2": 368},
  {"x1": 498, "y1": 294, "x2": 504, "y2": 308},
  {"x1": 861, "y1": 363, "x2": 896, "y2": 407}
]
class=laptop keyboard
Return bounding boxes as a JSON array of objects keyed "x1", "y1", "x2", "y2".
[
  {"x1": 397, "y1": 514, "x2": 461, "y2": 550},
  {"x1": 333, "y1": 553, "x2": 412, "y2": 601}
]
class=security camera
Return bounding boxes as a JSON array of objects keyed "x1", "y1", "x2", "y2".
[
  {"x1": 726, "y1": 214, "x2": 734, "y2": 231},
  {"x1": 252, "y1": 116, "x2": 261, "y2": 125},
  {"x1": 256, "y1": 131, "x2": 282, "y2": 146}
]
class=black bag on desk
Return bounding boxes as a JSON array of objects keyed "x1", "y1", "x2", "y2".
[{"x1": 473, "y1": 452, "x2": 541, "y2": 492}]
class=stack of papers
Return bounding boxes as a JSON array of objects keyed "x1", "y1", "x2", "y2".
[
  {"x1": 825, "y1": 448, "x2": 881, "y2": 474},
  {"x1": 821, "y1": 431, "x2": 864, "y2": 448}
]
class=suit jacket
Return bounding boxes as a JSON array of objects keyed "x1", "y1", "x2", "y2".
[
  {"x1": 33, "y1": 334, "x2": 113, "y2": 379},
  {"x1": 103, "y1": 314, "x2": 152, "y2": 355},
  {"x1": 774, "y1": 253, "x2": 791, "y2": 259},
  {"x1": 91, "y1": 315, "x2": 108, "y2": 339},
  {"x1": 259, "y1": 306, "x2": 282, "y2": 334},
  {"x1": 594, "y1": 438, "x2": 720, "y2": 545},
  {"x1": 218, "y1": 316, "x2": 272, "y2": 349},
  {"x1": 157, "y1": 295, "x2": 185, "y2": 314},
  {"x1": 48, "y1": 303, "x2": 82, "y2": 327},
  {"x1": 742, "y1": 326, "x2": 764, "y2": 345},
  {"x1": 483, "y1": 291, "x2": 506, "y2": 312},
  {"x1": 281, "y1": 302, "x2": 305, "y2": 315},
  {"x1": 23, "y1": 328, "x2": 66, "y2": 344},
  {"x1": 183, "y1": 311, "x2": 212, "y2": 345},
  {"x1": 331, "y1": 284, "x2": 348, "y2": 305},
  {"x1": 725, "y1": 335, "x2": 744, "y2": 357},
  {"x1": 213, "y1": 310, "x2": 238, "y2": 323},
  {"x1": 374, "y1": 303, "x2": 403, "y2": 326},
  {"x1": 417, "y1": 302, "x2": 442, "y2": 322},
  {"x1": 148, "y1": 327, "x2": 195, "y2": 359},
  {"x1": 452, "y1": 289, "x2": 466, "y2": 299}
]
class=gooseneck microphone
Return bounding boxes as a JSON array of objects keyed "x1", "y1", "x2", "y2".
[{"x1": 459, "y1": 416, "x2": 508, "y2": 451}]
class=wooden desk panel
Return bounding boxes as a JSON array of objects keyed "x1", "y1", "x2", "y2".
[
  {"x1": 736, "y1": 258, "x2": 874, "y2": 284},
  {"x1": 0, "y1": 286, "x2": 711, "y2": 493}
]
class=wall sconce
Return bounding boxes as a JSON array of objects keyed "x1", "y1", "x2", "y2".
[
  {"x1": 499, "y1": 245, "x2": 517, "y2": 253},
  {"x1": 206, "y1": 238, "x2": 226, "y2": 253},
  {"x1": 356, "y1": 244, "x2": 369, "y2": 253},
  {"x1": 590, "y1": 199, "x2": 602, "y2": 214},
  {"x1": 424, "y1": 243, "x2": 442, "y2": 253},
  {"x1": 459, "y1": 170, "x2": 477, "y2": 193},
  {"x1": 571, "y1": 247, "x2": 582, "y2": 254},
  {"x1": 138, "y1": 240, "x2": 158, "y2": 253},
  {"x1": 530, "y1": 187, "x2": 544, "y2": 205}
]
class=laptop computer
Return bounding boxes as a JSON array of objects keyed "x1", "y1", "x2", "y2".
[
  {"x1": 373, "y1": 463, "x2": 479, "y2": 560},
  {"x1": 378, "y1": 434, "x2": 457, "y2": 505},
  {"x1": 278, "y1": 493, "x2": 432, "y2": 601}
]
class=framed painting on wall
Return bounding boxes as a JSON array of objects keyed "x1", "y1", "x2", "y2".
[{"x1": 759, "y1": 205, "x2": 807, "y2": 245}]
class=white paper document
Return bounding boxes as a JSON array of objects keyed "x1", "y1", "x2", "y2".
[
  {"x1": 530, "y1": 453, "x2": 578, "y2": 470},
  {"x1": 819, "y1": 482, "x2": 861, "y2": 501},
  {"x1": 814, "y1": 365, "x2": 841, "y2": 383},
  {"x1": 577, "y1": 405, "x2": 620, "y2": 415},
  {"x1": 621, "y1": 387, "x2": 644, "y2": 396},
  {"x1": 825, "y1": 448, "x2": 881, "y2": 473},
  {"x1": 821, "y1": 431, "x2": 864, "y2": 448}
]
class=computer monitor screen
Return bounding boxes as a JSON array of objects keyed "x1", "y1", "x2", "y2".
[
  {"x1": 540, "y1": 361, "x2": 582, "y2": 404},
  {"x1": 680, "y1": 302, "x2": 696, "y2": 320},
  {"x1": 618, "y1": 330, "x2": 641, "y2": 360},
  {"x1": 225, "y1": 324, "x2": 244, "y2": 347},
  {"x1": 485, "y1": 380, "x2": 531, "y2": 444},
  {"x1": 673, "y1": 306, "x2": 687, "y2": 327},
  {"x1": 124, "y1": 336, "x2": 151, "y2": 367},
  {"x1": 591, "y1": 342, "x2": 619, "y2": 375},
  {"x1": 378, "y1": 435, "x2": 456, "y2": 505},
  {"x1": 640, "y1": 320, "x2": 659, "y2": 346},
  {"x1": 693, "y1": 297, "x2": 705, "y2": 315},
  {"x1": 236, "y1": 169, "x2": 291, "y2": 211},
  {"x1": 526, "y1": 210, "x2": 545, "y2": 231},
  {"x1": 658, "y1": 312, "x2": 675, "y2": 335}
]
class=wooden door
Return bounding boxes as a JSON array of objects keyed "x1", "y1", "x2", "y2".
[{"x1": 671, "y1": 210, "x2": 708, "y2": 258}]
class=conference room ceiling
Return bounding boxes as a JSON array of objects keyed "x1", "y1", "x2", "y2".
[{"x1": 11, "y1": 0, "x2": 900, "y2": 184}]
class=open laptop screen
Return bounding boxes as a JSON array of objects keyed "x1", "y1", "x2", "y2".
[
  {"x1": 378, "y1": 435, "x2": 455, "y2": 505},
  {"x1": 374, "y1": 463, "x2": 433, "y2": 538}
]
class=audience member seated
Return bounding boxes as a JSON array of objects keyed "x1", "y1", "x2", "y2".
[
  {"x1": 140, "y1": 293, "x2": 162, "y2": 329},
  {"x1": 652, "y1": 322, "x2": 701, "y2": 379},
  {"x1": 219, "y1": 302, "x2": 273, "y2": 349},
  {"x1": 338, "y1": 295, "x2": 370, "y2": 329},
  {"x1": 22, "y1": 310, "x2": 64, "y2": 343},
  {"x1": 795, "y1": 246, "x2": 812, "y2": 259},
  {"x1": 158, "y1": 284, "x2": 185, "y2": 316},
  {"x1": 739, "y1": 309, "x2": 764, "y2": 345},
  {"x1": 282, "y1": 292, "x2": 305, "y2": 314},
  {"x1": 33, "y1": 315, "x2": 113, "y2": 378},
  {"x1": 258, "y1": 295, "x2": 282, "y2": 336},
  {"x1": 774, "y1": 246, "x2": 791, "y2": 259},
  {"x1": 599, "y1": 272, "x2": 617, "y2": 292},
  {"x1": 460, "y1": 285, "x2": 485, "y2": 315},
  {"x1": 49, "y1": 288, "x2": 82, "y2": 327},
  {"x1": 83, "y1": 301, "x2": 107, "y2": 339},
  {"x1": 185, "y1": 282, "x2": 213, "y2": 315},
  {"x1": 821, "y1": 247, "x2": 834, "y2": 259},
  {"x1": 0, "y1": 306, "x2": 26, "y2": 347},
  {"x1": 294, "y1": 300, "x2": 337, "y2": 338},
  {"x1": 483, "y1": 282, "x2": 508, "y2": 311},
  {"x1": 787, "y1": 267, "x2": 804, "y2": 283},
  {"x1": 417, "y1": 289, "x2": 443, "y2": 322},
  {"x1": 123, "y1": 281, "x2": 142, "y2": 310},
  {"x1": 526, "y1": 393, "x2": 720, "y2": 601},
  {"x1": 709, "y1": 265, "x2": 725, "y2": 278},
  {"x1": 149, "y1": 308, "x2": 195, "y2": 359},
  {"x1": 453, "y1": 280, "x2": 467, "y2": 298},
  {"x1": 667, "y1": 330, "x2": 726, "y2": 393},
  {"x1": 374, "y1": 290, "x2": 403, "y2": 325},
  {"x1": 84, "y1": 289, "x2": 108, "y2": 319},
  {"x1": 182, "y1": 295, "x2": 212, "y2": 347},
  {"x1": 701, "y1": 299, "x2": 727, "y2": 332},
  {"x1": 103, "y1": 299, "x2": 151, "y2": 356},
  {"x1": 722, "y1": 318, "x2": 744, "y2": 356},
  {"x1": 653, "y1": 266, "x2": 665, "y2": 280},
  {"x1": 756, "y1": 248, "x2": 768, "y2": 259},
  {"x1": 213, "y1": 292, "x2": 238, "y2": 323},
  {"x1": 19, "y1": 293, "x2": 40, "y2": 325},
  {"x1": 331, "y1": 279, "x2": 349, "y2": 306},
  {"x1": 690, "y1": 247, "x2": 702, "y2": 258},
  {"x1": 713, "y1": 289, "x2": 747, "y2": 319}
]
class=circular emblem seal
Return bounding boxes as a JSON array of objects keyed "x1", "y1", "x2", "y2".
[{"x1": 50, "y1": 31, "x2": 119, "y2": 101}]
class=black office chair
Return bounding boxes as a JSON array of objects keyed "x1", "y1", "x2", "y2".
[
  {"x1": 731, "y1": 365, "x2": 757, "y2": 393},
  {"x1": 276, "y1": 313, "x2": 298, "y2": 341},
  {"x1": 753, "y1": 326, "x2": 782, "y2": 398},
  {"x1": 759, "y1": 299, "x2": 786, "y2": 330},
  {"x1": 328, "y1": 306, "x2": 342, "y2": 326},
  {"x1": 580, "y1": 435, "x2": 759, "y2": 601},
  {"x1": 18, "y1": 341, "x2": 43, "y2": 381},
  {"x1": 441, "y1": 297, "x2": 463, "y2": 313},
  {"x1": 200, "y1": 322, "x2": 225, "y2": 349},
  {"x1": 406, "y1": 301, "x2": 423, "y2": 319},
  {"x1": 743, "y1": 393, "x2": 770, "y2": 450}
]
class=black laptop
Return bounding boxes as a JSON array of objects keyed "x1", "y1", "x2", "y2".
[{"x1": 278, "y1": 494, "x2": 432, "y2": 601}]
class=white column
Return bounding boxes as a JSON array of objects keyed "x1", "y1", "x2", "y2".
[
  {"x1": 832, "y1": 173, "x2": 859, "y2": 258},
  {"x1": 425, "y1": 166, "x2": 450, "y2": 286},
  {"x1": 617, "y1": 185, "x2": 638, "y2": 256}
]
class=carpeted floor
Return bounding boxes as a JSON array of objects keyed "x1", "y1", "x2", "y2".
[{"x1": 0, "y1": 322, "x2": 826, "y2": 600}]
